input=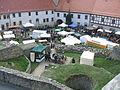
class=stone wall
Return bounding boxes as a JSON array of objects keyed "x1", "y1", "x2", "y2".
[
  {"x1": 19, "y1": 43, "x2": 37, "y2": 58},
  {"x1": 0, "y1": 66, "x2": 72, "y2": 90},
  {"x1": 0, "y1": 45, "x2": 23, "y2": 60},
  {"x1": 102, "y1": 73, "x2": 120, "y2": 90},
  {"x1": 0, "y1": 43, "x2": 37, "y2": 60},
  {"x1": 56, "y1": 45, "x2": 110, "y2": 58}
]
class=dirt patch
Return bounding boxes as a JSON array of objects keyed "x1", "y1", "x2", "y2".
[{"x1": 65, "y1": 74, "x2": 94, "y2": 90}]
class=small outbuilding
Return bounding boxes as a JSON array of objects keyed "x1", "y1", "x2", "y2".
[
  {"x1": 30, "y1": 45, "x2": 47, "y2": 62},
  {"x1": 80, "y1": 51, "x2": 94, "y2": 66}
]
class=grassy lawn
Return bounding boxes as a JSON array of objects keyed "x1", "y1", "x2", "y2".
[
  {"x1": 42, "y1": 52, "x2": 120, "y2": 90},
  {"x1": 59, "y1": 52, "x2": 120, "y2": 75},
  {"x1": 59, "y1": 52, "x2": 80, "y2": 63},
  {"x1": 30, "y1": 62, "x2": 40, "y2": 73},
  {"x1": 0, "y1": 56, "x2": 29, "y2": 72},
  {"x1": 42, "y1": 64, "x2": 114, "y2": 90}
]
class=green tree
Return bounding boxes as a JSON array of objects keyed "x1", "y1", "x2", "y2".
[{"x1": 66, "y1": 12, "x2": 72, "y2": 25}]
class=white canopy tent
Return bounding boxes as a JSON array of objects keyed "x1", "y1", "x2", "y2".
[
  {"x1": 4, "y1": 31, "x2": 13, "y2": 35},
  {"x1": 61, "y1": 35, "x2": 81, "y2": 45},
  {"x1": 0, "y1": 35, "x2": 2, "y2": 40},
  {"x1": 23, "y1": 22, "x2": 35, "y2": 27},
  {"x1": 57, "y1": 31, "x2": 74, "y2": 36},
  {"x1": 32, "y1": 30, "x2": 47, "y2": 39},
  {"x1": 58, "y1": 23, "x2": 68, "y2": 27},
  {"x1": 90, "y1": 37, "x2": 119, "y2": 49},
  {"x1": 38, "y1": 39, "x2": 47, "y2": 43},
  {"x1": 23, "y1": 39, "x2": 35, "y2": 44},
  {"x1": 33, "y1": 30, "x2": 46, "y2": 34},
  {"x1": 115, "y1": 31, "x2": 120, "y2": 35},
  {"x1": 3, "y1": 34, "x2": 15, "y2": 39},
  {"x1": 104, "y1": 29, "x2": 112, "y2": 33},
  {"x1": 80, "y1": 35, "x2": 91, "y2": 43},
  {"x1": 9, "y1": 40, "x2": 19, "y2": 45},
  {"x1": 80, "y1": 51, "x2": 94, "y2": 66},
  {"x1": 40, "y1": 33, "x2": 51, "y2": 38}
]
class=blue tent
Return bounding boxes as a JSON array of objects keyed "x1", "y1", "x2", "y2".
[{"x1": 69, "y1": 24, "x2": 78, "y2": 28}]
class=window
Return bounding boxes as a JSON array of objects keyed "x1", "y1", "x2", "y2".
[
  {"x1": 64, "y1": 14, "x2": 66, "y2": 17},
  {"x1": 57, "y1": 13, "x2": 59, "y2": 17},
  {"x1": 19, "y1": 21, "x2": 22, "y2": 25},
  {"x1": 1, "y1": 25, "x2": 5, "y2": 30},
  {"x1": 43, "y1": 19, "x2": 45, "y2": 23},
  {"x1": 92, "y1": 16, "x2": 94, "y2": 21},
  {"x1": 0, "y1": 15, "x2": 1, "y2": 20},
  {"x1": 18, "y1": 13, "x2": 21, "y2": 17},
  {"x1": 52, "y1": 11, "x2": 54, "y2": 14},
  {"x1": 36, "y1": 18, "x2": 39, "y2": 22},
  {"x1": 51, "y1": 18, "x2": 54, "y2": 21},
  {"x1": 13, "y1": 22, "x2": 16, "y2": 25},
  {"x1": 7, "y1": 15, "x2": 10, "y2": 18},
  {"x1": 101, "y1": 18, "x2": 104, "y2": 22},
  {"x1": 6, "y1": 23, "x2": 9, "y2": 27},
  {"x1": 3, "y1": 15, "x2": 6, "y2": 19},
  {"x1": 29, "y1": 20, "x2": 32, "y2": 23},
  {"x1": 77, "y1": 22, "x2": 80, "y2": 25},
  {"x1": 36, "y1": 12, "x2": 38, "y2": 15},
  {"x1": 112, "y1": 19, "x2": 115, "y2": 24},
  {"x1": 71, "y1": 14, "x2": 73, "y2": 18},
  {"x1": 78, "y1": 15, "x2": 80, "y2": 19},
  {"x1": 13, "y1": 13, "x2": 15, "y2": 18},
  {"x1": 84, "y1": 22, "x2": 87, "y2": 26},
  {"x1": 85, "y1": 15, "x2": 88, "y2": 20},
  {"x1": 46, "y1": 11, "x2": 48, "y2": 15},
  {"x1": 28, "y1": 12, "x2": 31, "y2": 16},
  {"x1": 46, "y1": 18, "x2": 49, "y2": 22}
]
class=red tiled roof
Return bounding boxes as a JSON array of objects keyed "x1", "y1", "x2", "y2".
[
  {"x1": 56, "y1": 0, "x2": 120, "y2": 18},
  {"x1": 0, "y1": 0, "x2": 120, "y2": 18},
  {"x1": 92, "y1": 0, "x2": 120, "y2": 18},
  {"x1": 56, "y1": 0, "x2": 96, "y2": 13},
  {"x1": 0, "y1": 0, "x2": 55, "y2": 14}
]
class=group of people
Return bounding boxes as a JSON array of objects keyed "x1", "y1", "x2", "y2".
[{"x1": 52, "y1": 53, "x2": 67, "y2": 64}]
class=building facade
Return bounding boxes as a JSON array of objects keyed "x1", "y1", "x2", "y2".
[
  {"x1": 0, "y1": 0, "x2": 120, "y2": 30},
  {"x1": 0, "y1": 10, "x2": 55, "y2": 30}
]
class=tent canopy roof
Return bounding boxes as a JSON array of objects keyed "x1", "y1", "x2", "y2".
[
  {"x1": 31, "y1": 45, "x2": 47, "y2": 53},
  {"x1": 69, "y1": 24, "x2": 78, "y2": 27},
  {"x1": 73, "y1": 33, "x2": 81, "y2": 36},
  {"x1": 23, "y1": 22, "x2": 34, "y2": 27},
  {"x1": 58, "y1": 23, "x2": 68, "y2": 27},
  {"x1": 54, "y1": 29, "x2": 62, "y2": 32}
]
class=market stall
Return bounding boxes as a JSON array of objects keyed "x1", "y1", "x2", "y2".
[
  {"x1": 30, "y1": 45, "x2": 47, "y2": 62},
  {"x1": 80, "y1": 51, "x2": 94, "y2": 66}
]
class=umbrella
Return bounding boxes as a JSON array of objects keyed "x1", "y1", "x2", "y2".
[
  {"x1": 23, "y1": 22, "x2": 34, "y2": 27},
  {"x1": 58, "y1": 23, "x2": 68, "y2": 27},
  {"x1": 54, "y1": 29, "x2": 61, "y2": 32},
  {"x1": 69, "y1": 24, "x2": 78, "y2": 28},
  {"x1": 97, "y1": 29, "x2": 103, "y2": 32}
]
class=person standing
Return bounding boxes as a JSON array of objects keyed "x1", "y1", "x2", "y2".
[{"x1": 72, "y1": 58, "x2": 75, "y2": 63}]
